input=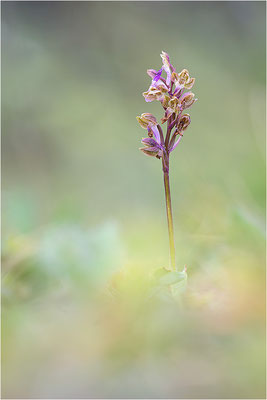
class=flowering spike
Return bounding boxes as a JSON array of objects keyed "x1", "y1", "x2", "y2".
[{"x1": 137, "y1": 52, "x2": 196, "y2": 155}]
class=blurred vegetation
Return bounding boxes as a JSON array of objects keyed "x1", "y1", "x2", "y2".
[{"x1": 2, "y1": 2, "x2": 266, "y2": 398}]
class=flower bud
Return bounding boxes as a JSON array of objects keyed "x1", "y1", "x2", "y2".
[
  {"x1": 136, "y1": 113, "x2": 157, "y2": 129},
  {"x1": 161, "y1": 94, "x2": 171, "y2": 108},
  {"x1": 143, "y1": 87, "x2": 166, "y2": 103},
  {"x1": 171, "y1": 72, "x2": 179, "y2": 83},
  {"x1": 136, "y1": 116, "x2": 148, "y2": 129},
  {"x1": 177, "y1": 114, "x2": 191, "y2": 132},
  {"x1": 174, "y1": 69, "x2": 195, "y2": 91},
  {"x1": 184, "y1": 77, "x2": 195, "y2": 90},
  {"x1": 160, "y1": 51, "x2": 172, "y2": 70},
  {"x1": 179, "y1": 92, "x2": 196, "y2": 110},
  {"x1": 161, "y1": 107, "x2": 174, "y2": 124},
  {"x1": 141, "y1": 113, "x2": 157, "y2": 124},
  {"x1": 160, "y1": 51, "x2": 174, "y2": 86},
  {"x1": 178, "y1": 69, "x2": 190, "y2": 85},
  {"x1": 168, "y1": 97, "x2": 179, "y2": 110}
]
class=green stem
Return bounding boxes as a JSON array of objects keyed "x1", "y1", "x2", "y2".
[{"x1": 162, "y1": 154, "x2": 176, "y2": 270}]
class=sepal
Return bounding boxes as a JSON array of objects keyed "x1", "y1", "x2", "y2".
[
  {"x1": 140, "y1": 146, "x2": 162, "y2": 157},
  {"x1": 141, "y1": 137, "x2": 161, "y2": 148}
]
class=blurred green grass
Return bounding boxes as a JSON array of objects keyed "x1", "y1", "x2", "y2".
[{"x1": 2, "y1": 2, "x2": 266, "y2": 399}]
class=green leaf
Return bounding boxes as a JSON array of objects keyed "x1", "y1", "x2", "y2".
[{"x1": 158, "y1": 270, "x2": 187, "y2": 286}]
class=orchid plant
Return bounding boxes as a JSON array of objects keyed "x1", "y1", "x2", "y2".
[{"x1": 137, "y1": 51, "x2": 196, "y2": 272}]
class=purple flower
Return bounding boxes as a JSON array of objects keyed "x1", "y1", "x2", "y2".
[
  {"x1": 136, "y1": 113, "x2": 161, "y2": 144},
  {"x1": 173, "y1": 69, "x2": 195, "y2": 92},
  {"x1": 140, "y1": 137, "x2": 163, "y2": 158},
  {"x1": 147, "y1": 67, "x2": 163, "y2": 82},
  {"x1": 160, "y1": 51, "x2": 175, "y2": 86},
  {"x1": 179, "y1": 92, "x2": 196, "y2": 110}
]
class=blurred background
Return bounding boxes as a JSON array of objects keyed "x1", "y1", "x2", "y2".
[{"x1": 2, "y1": 1, "x2": 266, "y2": 398}]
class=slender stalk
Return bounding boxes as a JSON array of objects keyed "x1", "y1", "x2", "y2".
[
  {"x1": 137, "y1": 52, "x2": 196, "y2": 273},
  {"x1": 162, "y1": 154, "x2": 176, "y2": 270},
  {"x1": 164, "y1": 115, "x2": 173, "y2": 148}
]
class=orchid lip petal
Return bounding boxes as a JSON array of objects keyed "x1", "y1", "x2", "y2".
[
  {"x1": 147, "y1": 69, "x2": 158, "y2": 78},
  {"x1": 139, "y1": 52, "x2": 196, "y2": 157},
  {"x1": 147, "y1": 67, "x2": 163, "y2": 81},
  {"x1": 153, "y1": 67, "x2": 163, "y2": 82}
]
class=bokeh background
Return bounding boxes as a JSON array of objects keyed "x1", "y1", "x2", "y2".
[{"x1": 2, "y1": 1, "x2": 266, "y2": 398}]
